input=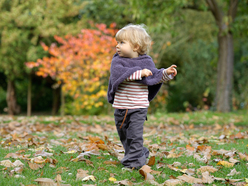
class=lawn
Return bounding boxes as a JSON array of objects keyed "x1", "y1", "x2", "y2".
[{"x1": 0, "y1": 111, "x2": 248, "y2": 186}]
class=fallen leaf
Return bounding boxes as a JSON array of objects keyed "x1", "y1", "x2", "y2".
[
  {"x1": 4, "y1": 153, "x2": 24, "y2": 159},
  {"x1": 0, "y1": 160, "x2": 14, "y2": 167},
  {"x1": 34, "y1": 178, "x2": 56, "y2": 186},
  {"x1": 55, "y1": 174, "x2": 62, "y2": 183},
  {"x1": 64, "y1": 150, "x2": 77, "y2": 154},
  {"x1": 194, "y1": 154, "x2": 208, "y2": 164},
  {"x1": 34, "y1": 150, "x2": 53, "y2": 157},
  {"x1": 139, "y1": 165, "x2": 154, "y2": 181},
  {"x1": 139, "y1": 169, "x2": 155, "y2": 181},
  {"x1": 82, "y1": 175, "x2": 96, "y2": 182},
  {"x1": 230, "y1": 182, "x2": 247, "y2": 186},
  {"x1": 197, "y1": 166, "x2": 218, "y2": 173},
  {"x1": 28, "y1": 162, "x2": 44, "y2": 170},
  {"x1": 167, "y1": 164, "x2": 181, "y2": 172},
  {"x1": 217, "y1": 161, "x2": 234, "y2": 168},
  {"x1": 0, "y1": 160, "x2": 24, "y2": 167},
  {"x1": 103, "y1": 160, "x2": 119, "y2": 165},
  {"x1": 147, "y1": 156, "x2": 156, "y2": 166},
  {"x1": 31, "y1": 156, "x2": 46, "y2": 164},
  {"x1": 184, "y1": 169, "x2": 195, "y2": 176},
  {"x1": 196, "y1": 145, "x2": 211, "y2": 152},
  {"x1": 12, "y1": 166, "x2": 24, "y2": 174},
  {"x1": 229, "y1": 157, "x2": 240, "y2": 164},
  {"x1": 238, "y1": 152, "x2": 248, "y2": 161},
  {"x1": 227, "y1": 168, "x2": 241, "y2": 176},
  {"x1": 164, "y1": 179, "x2": 184, "y2": 186},
  {"x1": 140, "y1": 165, "x2": 152, "y2": 173},
  {"x1": 172, "y1": 162, "x2": 181, "y2": 167},
  {"x1": 156, "y1": 162, "x2": 166, "y2": 169},
  {"x1": 76, "y1": 169, "x2": 89, "y2": 180},
  {"x1": 145, "y1": 180, "x2": 161, "y2": 185},
  {"x1": 201, "y1": 171, "x2": 214, "y2": 184},
  {"x1": 114, "y1": 179, "x2": 133, "y2": 186},
  {"x1": 186, "y1": 144, "x2": 195, "y2": 152},
  {"x1": 151, "y1": 170, "x2": 162, "y2": 175},
  {"x1": 88, "y1": 136, "x2": 104, "y2": 144},
  {"x1": 177, "y1": 174, "x2": 203, "y2": 184},
  {"x1": 109, "y1": 177, "x2": 117, "y2": 182}
]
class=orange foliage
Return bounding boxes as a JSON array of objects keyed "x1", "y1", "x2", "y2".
[{"x1": 26, "y1": 23, "x2": 117, "y2": 111}]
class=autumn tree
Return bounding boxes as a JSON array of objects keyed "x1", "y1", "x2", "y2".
[
  {"x1": 0, "y1": 0, "x2": 87, "y2": 115},
  {"x1": 26, "y1": 23, "x2": 117, "y2": 115}
]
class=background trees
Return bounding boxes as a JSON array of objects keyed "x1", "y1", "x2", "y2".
[
  {"x1": 26, "y1": 23, "x2": 117, "y2": 115},
  {"x1": 127, "y1": 0, "x2": 248, "y2": 112},
  {"x1": 0, "y1": 0, "x2": 86, "y2": 115},
  {"x1": 0, "y1": 0, "x2": 247, "y2": 115}
]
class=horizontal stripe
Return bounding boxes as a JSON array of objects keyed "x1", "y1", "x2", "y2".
[
  {"x1": 113, "y1": 80, "x2": 149, "y2": 109},
  {"x1": 117, "y1": 88, "x2": 148, "y2": 92},
  {"x1": 114, "y1": 99, "x2": 148, "y2": 103},
  {"x1": 115, "y1": 95, "x2": 148, "y2": 99},
  {"x1": 113, "y1": 105, "x2": 149, "y2": 109}
]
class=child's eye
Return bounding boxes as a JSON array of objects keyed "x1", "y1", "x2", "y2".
[{"x1": 120, "y1": 41, "x2": 124, "y2": 44}]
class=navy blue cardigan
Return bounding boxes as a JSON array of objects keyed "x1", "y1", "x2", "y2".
[{"x1": 107, "y1": 53, "x2": 164, "y2": 104}]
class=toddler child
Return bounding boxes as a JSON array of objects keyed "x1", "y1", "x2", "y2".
[{"x1": 107, "y1": 24, "x2": 177, "y2": 169}]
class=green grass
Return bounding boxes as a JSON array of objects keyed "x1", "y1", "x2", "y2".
[
  {"x1": 0, "y1": 111, "x2": 248, "y2": 185},
  {"x1": 151, "y1": 110, "x2": 248, "y2": 126}
]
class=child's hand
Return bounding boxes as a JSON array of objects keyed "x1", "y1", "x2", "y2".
[
  {"x1": 141, "y1": 69, "x2": 153, "y2": 77},
  {"x1": 166, "y1": 65, "x2": 177, "y2": 77}
]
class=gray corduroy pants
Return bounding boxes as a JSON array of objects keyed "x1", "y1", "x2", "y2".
[{"x1": 114, "y1": 108, "x2": 149, "y2": 169}]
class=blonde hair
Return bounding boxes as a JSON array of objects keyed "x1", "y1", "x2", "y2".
[{"x1": 115, "y1": 24, "x2": 152, "y2": 55}]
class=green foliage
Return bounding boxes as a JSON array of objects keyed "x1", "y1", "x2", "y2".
[
  {"x1": 83, "y1": 0, "x2": 132, "y2": 28},
  {"x1": 233, "y1": 38, "x2": 248, "y2": 109},
  {"x1": 166, "y1": 40, "x2": 217, "y2": 112},
  {"x1": 0, "y1": 0, "x2": 88, "y2": 114},
  {"x1": 232, "y1": 0, "x2": 248, "y2": 37},
  {"x1": 128, "y1": 0, "x2": 188, "y2": 32},
  {"x1": 0, "y1": 0, "x2": 87, "y2": 78}
]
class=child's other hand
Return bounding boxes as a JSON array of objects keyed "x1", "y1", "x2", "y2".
[
  {"x1": 166, "y1": 65, "x2": 177, "y2": 77},
  {"x1": 141, "y1": 69, "x2": 153, "y2": 77}
]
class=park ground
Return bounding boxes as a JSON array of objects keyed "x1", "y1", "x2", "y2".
[{"x1": 1, "y1": 110, "x2": 248, "y2": 185}]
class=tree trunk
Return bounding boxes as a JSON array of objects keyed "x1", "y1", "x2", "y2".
[
  {"x1": 27, "y1": 73, "x2": 32, "y2": 116},
  {"x1": 60, "y1": 84, "x2": 65, "y2": 116},
  {"x1": 6, "y1": 79, "x2": 20, "y2": 115},
  {"x1": 52, "y1": 87, "x2": 60, "y2": 115},
  {"x1": 215, "y1": 33, "x2": 234, "y2": 112},
  {"x1": 206, "y1": 0, "x2": 238, "y2": 112}
]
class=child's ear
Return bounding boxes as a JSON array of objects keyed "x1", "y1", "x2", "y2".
[{"x1": 133, "y1": 45, "x2": 140, "y2": 52}]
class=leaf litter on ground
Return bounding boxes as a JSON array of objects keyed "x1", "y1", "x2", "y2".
[{"x1": 1, "y1": 115, "x2": 248, "y2": 185}]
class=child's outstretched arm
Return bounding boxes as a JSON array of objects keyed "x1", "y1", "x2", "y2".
[{"x1": 166, "y1": 65, "x2": 177, "y2": 77}]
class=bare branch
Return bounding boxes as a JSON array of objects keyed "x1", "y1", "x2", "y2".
[
  {"x1": 206, "y1": 0, "x2": 223, "y2": 25},
  {"x1": 228, "y1": 0, "x2": 239, "y2": 19}
]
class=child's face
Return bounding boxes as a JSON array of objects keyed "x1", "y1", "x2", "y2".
[{"x1": 116, "y1": 40, "x2": 139, "y2": 58}]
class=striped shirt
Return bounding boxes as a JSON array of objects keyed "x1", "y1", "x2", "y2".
[{"x1": 113, "y1": 69, "x2": 173, "y2": 109}]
